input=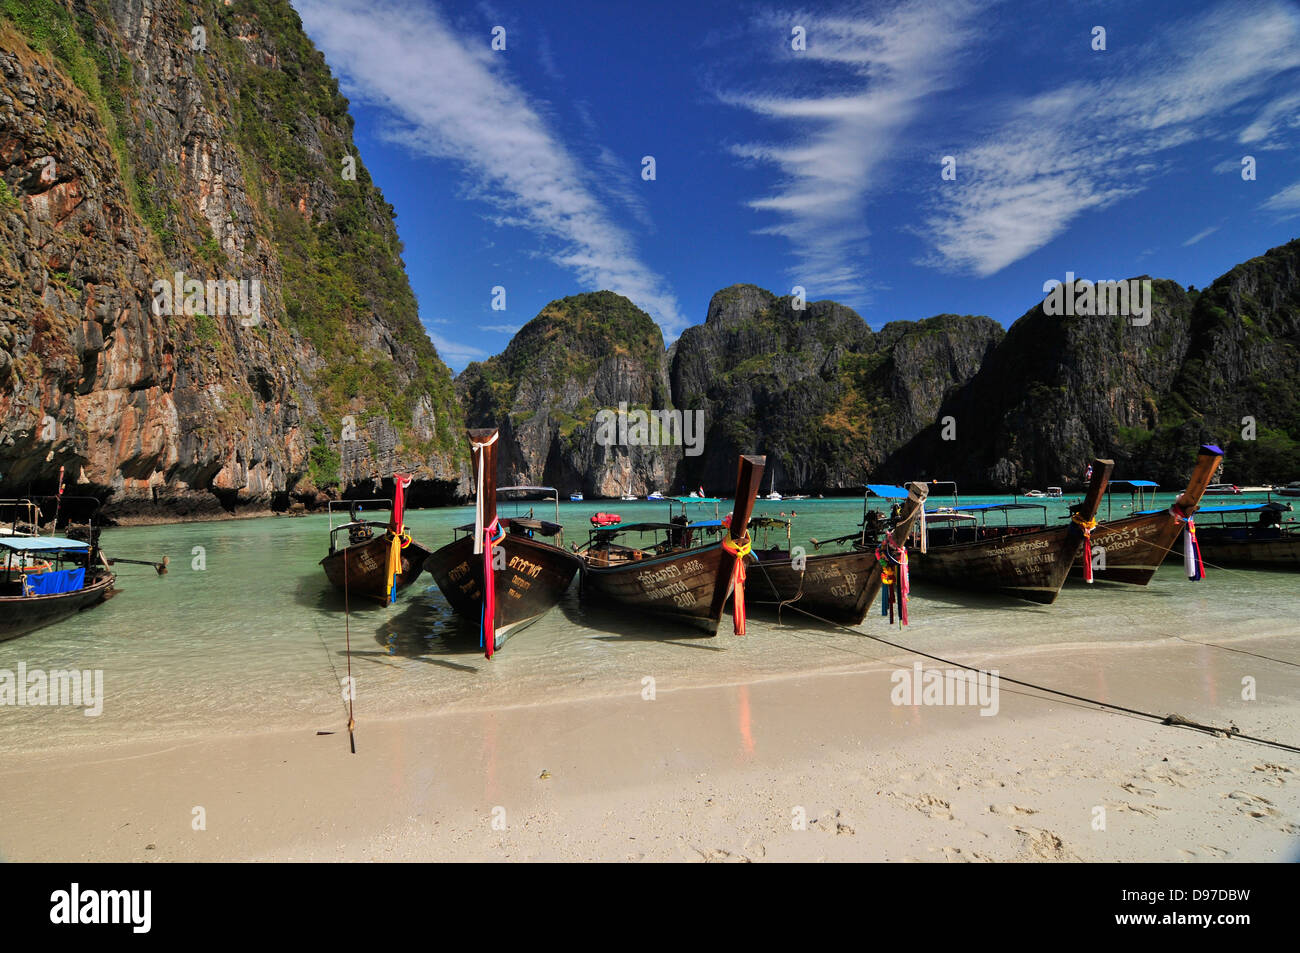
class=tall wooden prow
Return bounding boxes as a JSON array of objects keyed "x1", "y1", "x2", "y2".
[{"x1": 710, "y1": 454, "x2": 766, "y2": 631}]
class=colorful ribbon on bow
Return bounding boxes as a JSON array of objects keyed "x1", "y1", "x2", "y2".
[
  {"x1": 1072, "y1": 514, "x2": 1097, "y2": 583},
  {"x1": 876, "y1": 539, "x2": 910, "y2": 625},
  {"x1": 470, "y1": 432, "x2": 502, "y2": 656},
  {"x1": 1170, "y1": 505, "x2": 1204, "y2": 581},
  {"x1": 721, "y1": 533, "x2": 753, "y2": 635},
  {"x1": 480, "y1": 518, "x2": 506, "y2": 657}
]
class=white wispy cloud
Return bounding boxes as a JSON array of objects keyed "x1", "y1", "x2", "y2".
[
  {"x1": 720, "y1": 0, "x2": 988, "y2": 297},
  {"x1": 1239, "y1": 89, "x2": 1300, "y2": 145},
  {"x1": 922, "y1": 0, "x2": 1300, "y2": 276},
  {"x1": 293, "y1": 0, "x2": 686, "y2": 335},
  {"x1": 1183, "y1": 226, "x2": 1218, "y2": 246},
  {"x1": 425, "y1": 329, "x2": 487, "y2": 365},
  {"x1": 481, "y1": 323, "x2": 523, "y2": 333},
  {"x1": 1262, "y1": 180, "x2": 1300, "y2": 215}
]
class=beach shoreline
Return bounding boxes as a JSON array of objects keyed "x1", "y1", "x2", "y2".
[{"x1": 3, "y1": 634, "x2": 1295, "y2": 863}]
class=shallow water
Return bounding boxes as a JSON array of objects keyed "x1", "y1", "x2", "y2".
[{"x1": 0, "y1": 493, "x2": 1295, "y2": 754}]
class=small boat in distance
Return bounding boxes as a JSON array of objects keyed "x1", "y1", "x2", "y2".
[
  {"x1": 1275, "y1": 482, "x2": 1300, "y2": 498},
  {"x1": 570, "y1": 492, "x2": 584, "y2": 502},
  {"x1": 425, "y1": 429, "x2": 583, "y2": 656},
  {"x1": 646, "y1": 491, "x2": 665, "y2": 501},
  {"x1": 320, "y1": 475, "x2": 431, "y2": 605},
  {"x1": 1205, "y1": 483, "x2": 1243, "y2": 495},
  {"x1": 909, "y1": 460, "x2": 1113, "y2": 604},
  {"x1": 1046, "y1": 487, "x2": 1063, "y2": 498},
  {"x1": 1023, "y1": 489, "x2": 1047, "y2": 498}
]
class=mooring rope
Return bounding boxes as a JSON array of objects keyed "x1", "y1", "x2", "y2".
[{"x1": 745, "y1": 557, "x2": 1300, "y2": 755}]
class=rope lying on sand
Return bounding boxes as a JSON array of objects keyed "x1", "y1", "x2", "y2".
[{"x1": 748, "y1": 560, "x2": 1300, "y2": 756}]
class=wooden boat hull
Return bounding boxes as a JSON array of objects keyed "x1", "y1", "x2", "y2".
[
  {"x1": 1068, "y1": 510, "x2": 1180, "y2": 585},
  {"x1": 320, "y1": 535, "x2": 431, "y2": 605},
  {"x1": 580, "y1": 542, "x2": 733, "y2": 634},
  {"x1": 425, "y1": 529, "x2": 582, "y2": 650},
  {"x1": 1180, "y1": 533, "x2": 1300, "y2": 569},
  {"x1": 909, "y1": 525, "x2": 1084, "y2": 604},
  {"x1": 0, "y1": 571, "x2": 116, "y2": 641},
  {"x1": 746, "y1": 548, "x2": 883, "y2": 625}
]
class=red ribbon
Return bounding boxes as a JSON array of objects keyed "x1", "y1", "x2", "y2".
[
  {"x1": 481, "y1": 518, "x2": 503, "y2": 658},
  {"x1": 721, "y1": 534, "x2": 751, "y2": 636}
]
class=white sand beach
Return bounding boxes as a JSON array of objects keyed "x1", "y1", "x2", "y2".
[{"x1": 3, "y1": 633, "x2": 1295, "y2": 863}]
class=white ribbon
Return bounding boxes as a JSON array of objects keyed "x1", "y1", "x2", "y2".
[
  {"x1": 471, "y1": 432, "x2": 499, "y2": 554},
  {"x1": 913, "y1": 486, "x2": 928, "y2": 554}
]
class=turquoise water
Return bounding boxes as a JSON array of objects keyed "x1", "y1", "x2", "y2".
[{"x1": 0, "y1": 493, "x2": 1295, "y2": 754}]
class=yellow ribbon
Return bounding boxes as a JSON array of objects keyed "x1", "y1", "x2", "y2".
[{"x1": 721, "y1": 534, "x2": 752, "y2": 558}]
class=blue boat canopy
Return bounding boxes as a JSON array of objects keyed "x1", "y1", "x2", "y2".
[
  {"x1": 0, "y1": 535, "x2": 90, "y2": 553},
  {"x1": 865, "y1": 483, "x2": 909, "y2": 499},
  {"x1": 1136, "y1": 502, "x2": 1291, "y2": 515},
  {"x1": 1110, "y1": 479, "x2": 1159, "y2": 488}
]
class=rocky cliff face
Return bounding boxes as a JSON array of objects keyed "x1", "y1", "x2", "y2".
[
  {"x1": 458, "y1": 291, "x2": 680, "y2": 496},
  {"x1": 669, "y1": 284, "x2": 1003, "y2": 492},
  {"x1": 0, "y1": 0, "x2": 464, "y2": 520},
  {"x1": 889, "y1": 239, "x2": 1300, "y2": 489}
]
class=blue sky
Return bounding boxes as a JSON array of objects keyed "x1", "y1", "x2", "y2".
[{"x1": 293, "y1": 0, "x2": 1300, "y2": 371}]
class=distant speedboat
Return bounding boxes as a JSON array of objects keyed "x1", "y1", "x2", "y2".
[
  {"x1": 1276, "y1": 482, "x2": 1300, "y2": 498},
  {"x1": 646, "y1": 491, "x2": 665, "y2": 501},
  {"x1": 570, "y1": 492, "x2": 584, "y2": 502},
  {"x1": 1046, "y1": 487, "x2": 1063, "y2": 498},
  {"x1": 1024, "y1": 489, "x2": 1046, "y2": 498}
]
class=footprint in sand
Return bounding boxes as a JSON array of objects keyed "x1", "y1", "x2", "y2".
[
  {"x1": 910, "y1": 793, "x2": 954, "y2": 821},
  {"x1": 988, "y1": 804, "x2": 1038, "y2": 816},
  {"x1": 812, "y1": 810, "x2": 856, "y2": 836},
  {"x1": 1116, "y1": 802, "x2": 1170, "y2": 818},
  {"x1": 1253, "y1": 763, "x2": 1293, "y2": 786},
  {"x1": 1013, "y1": 826, "x2": 1079, "y2": 861},
  {"x1": 1179, "y1": 845, "x2": 1230, "y2": 860},
  {"x1": 692, "y1": 846, "x2": 751, "y2": 863},
  {"x1": 1120, "y1": 782, "x2": 1157, "y2": 796},
  {"x1": 1225, "y1": 790, "x2": 1278, "y2": 819}
]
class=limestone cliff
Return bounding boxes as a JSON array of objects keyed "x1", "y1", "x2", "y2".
[
  {"x1": 669, "y1": 285, "x2": 1003, "y2": 492},
  {"x1": 0, "y1": 0, "x2": 465, "y2": 520},
  {"x1": 458, "y1": 291, "x2": 680, "y2": 496}
]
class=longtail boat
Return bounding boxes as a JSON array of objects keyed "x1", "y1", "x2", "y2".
[
  {"x1": 320, "y1": 474, "x2": 431, "y2": 605},
  {"x1": 744, "y1": 482, "x2": 929, "y2": 625},
  {"x1": 0, "y1": 533, "x2": 116, "y2": 641},
  {"x1": 1162, "y1": 501, "x2": 1299, "y2": 570},
  {"x1": 1068, "y1": 445, "x2": 1222, "y2": 584},
  {"x1": 908, "y1": 460, "x2": 1113, "y2": 604},
  {"x1": 424, "y1": 428, "x2": 583, "y2": 656},
  {"x1": 576, "y1": 454, "x2": 765, "y2": 634}
]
